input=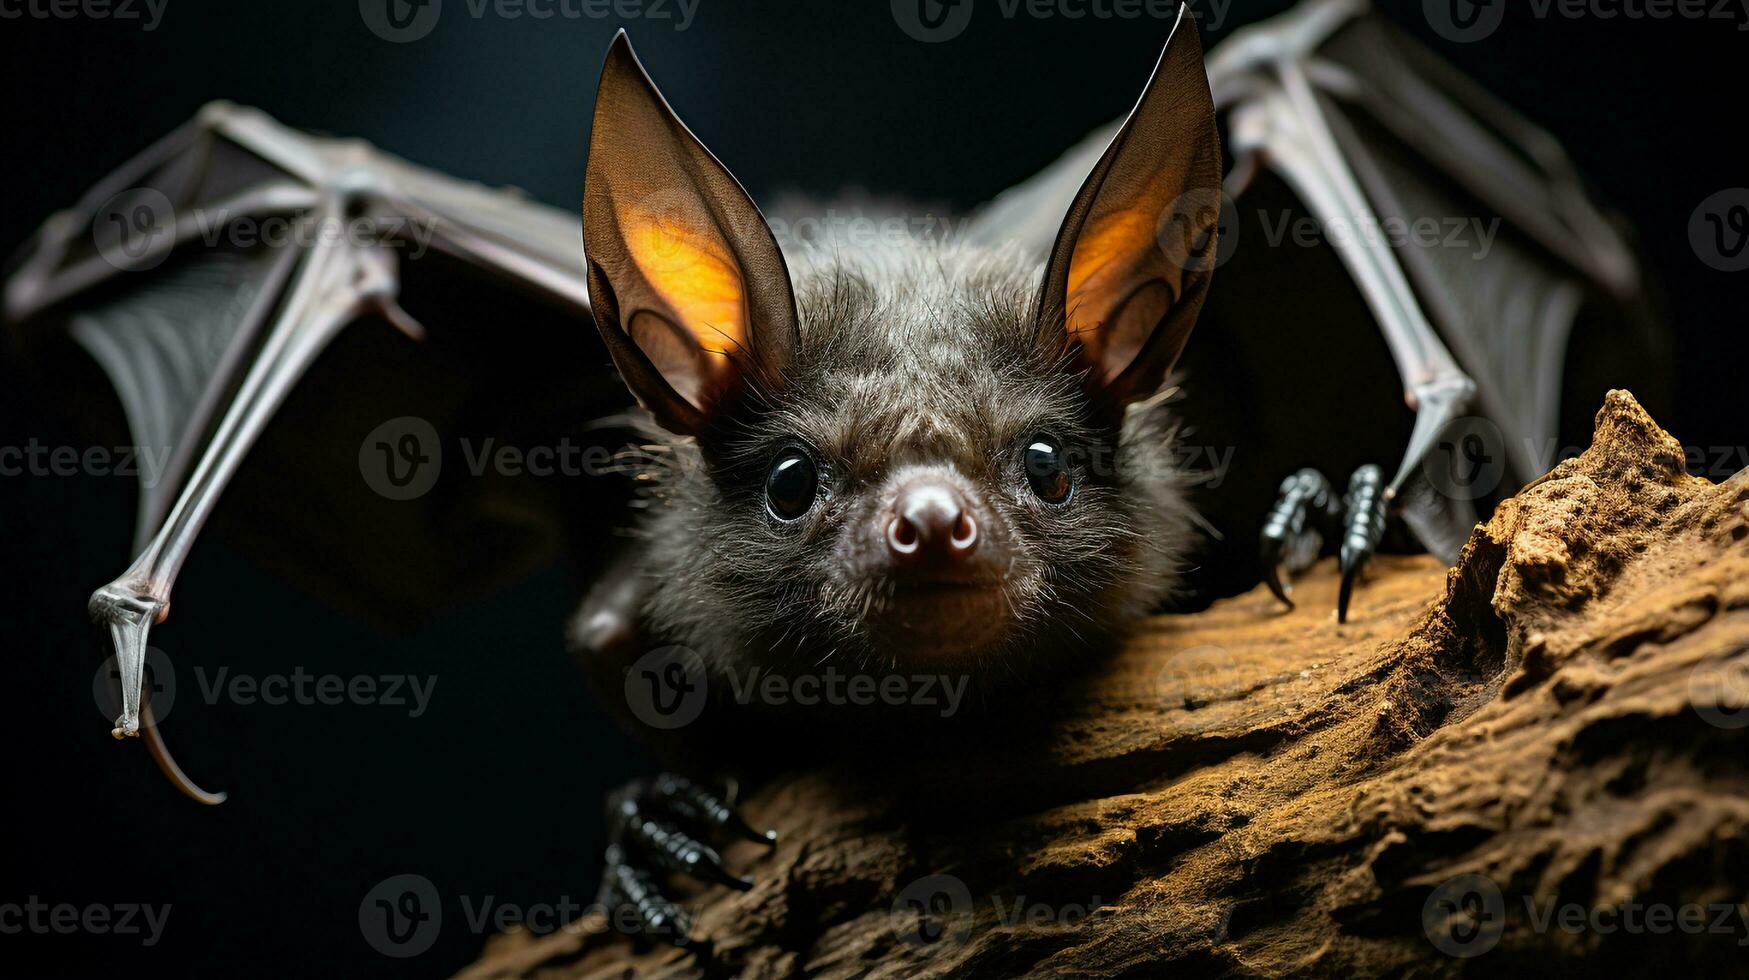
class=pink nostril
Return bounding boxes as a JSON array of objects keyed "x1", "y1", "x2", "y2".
[
  {"x1": 887, "y1": 516, "x2": 921, "y2": 556},
  {"x1": 949, "y1": 512, "x2": 978, "y2": 553},
  {"x1": 887, "y1": 480, "x2": 980, "y2": 562}
]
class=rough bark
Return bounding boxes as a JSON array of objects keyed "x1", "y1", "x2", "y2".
[{"x1": 462, "y1": 391, "x2": 1749, "y2": 978}]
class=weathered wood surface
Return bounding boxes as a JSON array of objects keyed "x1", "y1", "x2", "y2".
[{"x1": 463, "y1": 392, "x2": 1749, "y2": 978}]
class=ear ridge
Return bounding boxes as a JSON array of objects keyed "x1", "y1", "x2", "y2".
[
  {"x1": 1041, "y1": 4, "x2": 1222, "y2": 407},
  {"x1": 584, "y1": 31, "x2": 798, "y2": 434}
]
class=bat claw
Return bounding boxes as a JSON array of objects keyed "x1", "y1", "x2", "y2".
[
  {"x1": 1335, "y1": 465, "x2": 1387, "y2": 624},
  {"x1": 651, "y1": 773, "x2": 777, "y2": 847},
  {"x1": 374, "y1": 297, "x2": 426, "y2": 342},
  {"x1": 92, "y1": 585, "x2": 225, "y2": 803},
  {"x1": 1259, "y1": 465, "x2": 1390, "y2": 622},
  {"x1": 1263, "y1": 562, "x2": 1295, "y2": 609},
  {"x1": 598, "y1": 773, "x2": 771, "y2": 947},
  {"x1": 1259, "y1": 468, "x2": 1338, "y2": 610},
  {"x1": 1337, "y1": 559, "x2": 1361, "y2": 624},
  {"x1": 731, "y1": 820, "x2": 779, "y2": 848},
  {"x1": 599, "y1": 843, "x2": 694, "y2": 946},
  {"x1": 142, "y1": 700, "x2": 227, "y2": 805}
]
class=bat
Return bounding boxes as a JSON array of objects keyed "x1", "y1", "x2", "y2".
[
  {"x1": 2, "y1": 0, "x2": 1669, "y2": 946},
  {"x1": 570, "y1": 13, "x2": 1221, "y2": 936}
]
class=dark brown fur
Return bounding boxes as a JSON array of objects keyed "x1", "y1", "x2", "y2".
[{"x1": 619, "y1": 240, "x2": 1195, "y2": 690}]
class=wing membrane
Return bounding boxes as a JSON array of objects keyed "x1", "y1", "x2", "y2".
[{"x1": 5, "y1": 103, "x2": 607, "y2": 798}]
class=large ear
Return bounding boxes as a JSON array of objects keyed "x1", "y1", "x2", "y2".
[
  {"x1": 1040, "y1": 5, "x2": 1222, "y2": 408},
  {"x1": 583, "y1": 31, "x2": 798, "y2": 435}
]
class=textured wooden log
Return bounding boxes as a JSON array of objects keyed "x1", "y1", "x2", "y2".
[{"x1": 462, "y1": 391, "x2": 1749, "y2": 978}]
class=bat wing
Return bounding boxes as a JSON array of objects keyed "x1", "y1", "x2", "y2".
[
  {"x1": 970, "y1": 0, "x2": 1671, "y2": 578},
  {"x1": 5, "y1": 103, "x2": 628, "y2": 795}
]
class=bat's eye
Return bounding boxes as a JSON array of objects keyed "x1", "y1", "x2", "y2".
[
  {"x1": 1023, "y1": 435, "x2": 1072, "y2": 504},
  {"x1": 766, "y1": 449, "x2": 819, "y2": 521}
]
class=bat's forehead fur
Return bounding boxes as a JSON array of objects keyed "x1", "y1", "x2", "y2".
[
  {"x1": 771, "y1": 240, "x2": 1079, "y2": 479},
  {"x1": 639, "y1": 239, "x2": 1196, "y2": 677}
]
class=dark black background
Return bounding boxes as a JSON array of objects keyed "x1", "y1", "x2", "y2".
[{"x1": 2, "y1": 1, "x2": 1745, "y2": 976}]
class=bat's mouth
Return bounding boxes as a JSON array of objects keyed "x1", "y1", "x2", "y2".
[
  {"x1": 891, "y1": 574, "x2": 1003, "y2": 593},
  {"x1": 870, "y1": 576, "x2": 1013, "y2": 657}
]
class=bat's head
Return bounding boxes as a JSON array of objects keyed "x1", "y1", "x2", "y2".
[{"x1": 582, "y1": 18, "x2": 1220, "y2": 678}]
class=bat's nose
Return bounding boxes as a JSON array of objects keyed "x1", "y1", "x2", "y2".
[{"x1": 886, "y1": 481, "x2": 979, "y2": 563}]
